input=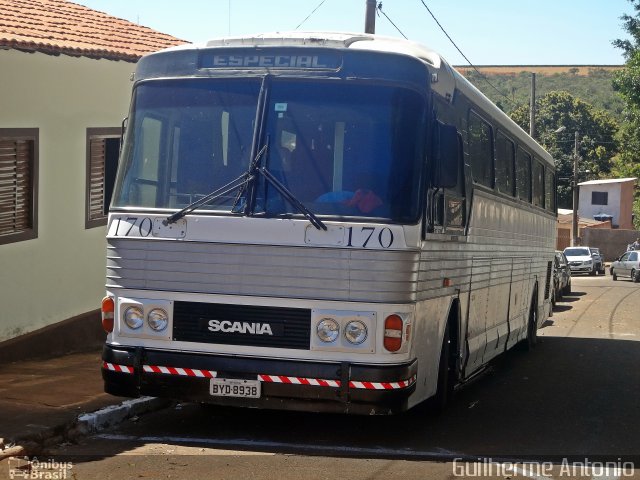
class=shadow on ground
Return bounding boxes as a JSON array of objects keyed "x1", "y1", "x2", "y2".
[{"x1": 50, "y1": 336, "x2": 640, "y2": 464}]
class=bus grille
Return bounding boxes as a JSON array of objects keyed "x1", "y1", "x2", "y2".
[{"x1": 172, "y1": 302, "x2": 311, "y2": 350}]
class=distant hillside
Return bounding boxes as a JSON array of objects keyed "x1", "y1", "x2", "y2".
[
  {"x1": 454, "y1": 65, "x2": 625, "y2": 121},
  {"x1": 456, "y1": 65, "x2": 622, "y2": 76}
]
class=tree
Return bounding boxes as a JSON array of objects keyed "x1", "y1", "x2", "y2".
[
  {"x1": 612, "y1": 0, "x2": 640, "y2": 228},
  {"x1": 510, "y1": 91, "x2": 619, "y2": 208},
  {"x1": 612, "y1": 0, "x2": 640, "y2": 58}
]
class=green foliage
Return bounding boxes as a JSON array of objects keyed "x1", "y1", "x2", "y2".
[
  {"x1": 612, "y1": 0, "x2": 640, "y2": 228},
  {"x1": 612, "y1": 0, "x2": 640, "y2": 58},
  {"x1": 510, "y1": 92, "x2": 619, "y2": 208},
  {"x1": 462, "y1": 69, "x2": 625, "y2": 122},
  {"x1": 613, "y1": 53, "x2": 640, "y2": 106}
]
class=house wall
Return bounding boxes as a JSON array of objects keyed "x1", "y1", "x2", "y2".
[
  {"x1": 582, "y1": 228, "x2": 640, "y2": 263},
  {"x1": 0, "y1": 49, "x2": 134, "y2": 342},
  {"x1": 578, "y1": 183, "x2": 622, "y2": 227},
  {"x1": 619, "y1": 181, "x2": 635, "y2": 229}
]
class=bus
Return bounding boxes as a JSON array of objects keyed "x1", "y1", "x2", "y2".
[{"x1": 101, "y1": 32, "x2": 556, "y2": 415}]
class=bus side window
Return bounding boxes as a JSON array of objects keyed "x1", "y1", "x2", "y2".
[
  {"x1": 545, "y1": 167, "x2": 556, "y2": 212},
  {"x1": 495, "y1": 130, "x2": 515, "y2": 196},
  {"x1": 468, "y1": 111, "x2": 494, "y2": 188},
  {"x1": 515, "y1": 148, "x2": 531, "y2": 203},
  {"x1": 532, "y1": 158, "x2": 545, "y2": 208}
]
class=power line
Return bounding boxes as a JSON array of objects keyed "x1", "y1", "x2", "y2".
[
  {"x1": 377, "y1": 3, "x2": 408, "y2": 39},
  {"x1": 417, "y1": 0, "x2": 517, "y2": 108},
  {"x1": 295, "y1": 0, "x2": 327, "y2": 30}
]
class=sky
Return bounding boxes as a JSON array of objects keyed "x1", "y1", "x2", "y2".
[{"x1": 74, "y1": 0, "x2": 634, "y2": 66}]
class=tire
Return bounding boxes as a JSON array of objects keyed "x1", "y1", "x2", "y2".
[
  {"x1": 633, "y1": 269, "x2": 640, "y2": 283},
  {"x1": 612, "y1": 268, "x2": 617, "y2": 281},
  {"x1": 562, "y1": 281, "x2": 571, "y2": 295},
  {"x1": 589, "y1": 266, "x2": 596, "y2": 276}
]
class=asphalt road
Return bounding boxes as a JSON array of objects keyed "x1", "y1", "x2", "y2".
[{"x1": 43, "y1": 274, "x2": 640, "y2": 479}]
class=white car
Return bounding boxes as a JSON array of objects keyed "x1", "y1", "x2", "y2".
[
  {"x1": 610, "y1": 250, "x2": 640, "y2": 282},
  {"x1": 563, "y1": 247, "x2": 597, "y2": 275}
]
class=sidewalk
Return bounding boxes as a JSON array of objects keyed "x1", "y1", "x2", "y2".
[{"x1": 0, "y1": 348, "x2": 126, "y2": 448}]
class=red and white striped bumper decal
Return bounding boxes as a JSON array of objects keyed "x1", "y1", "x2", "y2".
[
  {"x1": 257, "y1": 374, "x2": 417, "y2": 390},
  {"x1": 349, "y1": 376, "x2": 417, "y2": 390},
  {"x1": 143, "y1": 365, "x2": 217, "y2": 378},
  {"x1": 102, "y1": 362, "x2": 134, "y2": 374},
  {"x1": 104, "y1": 362, "x2": 416, "y2": 390},
  {"x1": 257, "y1": 374, "x2": 340, "y2": 388}
]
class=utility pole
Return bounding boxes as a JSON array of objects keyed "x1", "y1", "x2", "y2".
[
  {"x1": 365, "y1": 0, "x2": 376, "y2": 34},
  {"x1": 572, "y1": 131, "x2": 580, "y2": 246},
  {"x1": 529, "y1": 73, "x2": 536, "y2": 139}
]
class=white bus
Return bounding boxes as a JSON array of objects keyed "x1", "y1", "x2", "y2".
[{"x1": 101, "y1": 33, "x2": 556, "y2": 415}]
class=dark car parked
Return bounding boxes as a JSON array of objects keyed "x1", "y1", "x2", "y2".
[
  {"x1": 589, "y1": 247, "x2": 606, "y2": 275},
  {"x1": 552, "y1": 250, "x2": 572, "y2": 303}
]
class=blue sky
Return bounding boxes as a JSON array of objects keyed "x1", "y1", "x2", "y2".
[{"x1": 75, "y1": 0, "x2": 633, "y2": 65}]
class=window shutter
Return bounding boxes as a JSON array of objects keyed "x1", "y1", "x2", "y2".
[
  {"x1": 88, "y1": 137, "x2": 106, "y2": 221},
  {"x1": 0, "y1": 139, "x2": 33, "y2": 236}
]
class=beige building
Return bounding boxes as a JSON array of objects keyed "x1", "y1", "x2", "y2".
[{"x1": 0, "y1": 0, "x2": 183, "y2": 346}]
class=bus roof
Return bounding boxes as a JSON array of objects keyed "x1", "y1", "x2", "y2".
[{"x1": 150, "y1": 31, "x2": 554, "y2": 166}]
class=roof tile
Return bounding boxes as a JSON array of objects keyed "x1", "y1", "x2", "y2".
[{"x1": 0, "y1": 0, "x2": 186, "y2": 62}]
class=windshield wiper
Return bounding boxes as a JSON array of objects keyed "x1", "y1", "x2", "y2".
[
  {"x1": 163, "y1": 171, "x2": 255, "y2": 225},
  {"x1": 259, "y1": 166, "x2": 327, "y2": 231},
  {"x1": 231, "y1": 139, "x2": 325, "y2": 230},
  {"x1": 163, "y1": 143, "x2": 326, "y2": 230},
  {"x1": 230, "y1": 141, "x2": 268, "y2": 213},
  {"x1": 165, "y1": 142, "x2": 270, "y2": 225}
]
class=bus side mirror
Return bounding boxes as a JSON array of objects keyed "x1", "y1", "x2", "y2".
[{"x1": 432, "y1": 122, "x2": 460, "y2": 189}]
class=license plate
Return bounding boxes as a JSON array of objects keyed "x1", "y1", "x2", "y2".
[{"x1": 210, "y1": 378, "x2": 261, "y2": 398}]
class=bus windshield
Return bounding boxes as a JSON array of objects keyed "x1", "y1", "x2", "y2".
[{"x1": 112, "y1": 77, "x2": 426, "y2": 223}]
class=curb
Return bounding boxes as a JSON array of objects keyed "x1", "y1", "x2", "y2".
[
  {"x1": 0, "y1": 397, "x2": 172, "y2": 460},
  {"x1": 74, "y1": 397, "x2": 172, "y2": 435}
]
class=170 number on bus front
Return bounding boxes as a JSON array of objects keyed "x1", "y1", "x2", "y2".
[
  {"x1": 346, "y1": 226, "x2": 394, "y2": 248},
  {"x1": 108, "y1": 216, "x2": 152, "y2": 237}
]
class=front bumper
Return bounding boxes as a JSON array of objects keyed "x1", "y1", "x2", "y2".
[
  {"x1": 102, "y1": 344, "x2": 418, "y2": 415},
  {"x1": 569, "y1": 264, "x2": 593, "y2": 273}
]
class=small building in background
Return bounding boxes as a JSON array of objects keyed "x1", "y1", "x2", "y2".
[
  {"x1": 577, "y1": 178, "x2": 637, "y2": 229},
  {"x1": 556, "y1": 208, "x2": 611, "y2": 251},
  {"x1": 0, "y1": 0, "x2": 184, "y2": 354}
]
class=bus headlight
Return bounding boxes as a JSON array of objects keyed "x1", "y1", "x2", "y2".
[
  {"x1": 344, "y1": 320, "x2": 368, "y2": 344},
  {"x1": 124, "y1": 306, "x2": 144, "y2": 329},
  {"x1": 317, "y1": 318, "x2": 339, "y2": 343},
  {"x1": 147, "y1": 308, "x2": 168, "y2": 331}
]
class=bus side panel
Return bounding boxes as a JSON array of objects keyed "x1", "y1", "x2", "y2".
[{"x1": 407, "y1": 294, "x2": 453, "y2": 409}]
